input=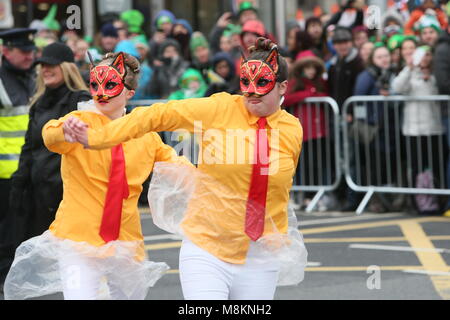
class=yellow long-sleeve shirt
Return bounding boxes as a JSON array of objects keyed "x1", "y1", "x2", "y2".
[
  {"x1": 42, "y1": 110, "x2": 183, "y2": 247},
  {"x1": 87, "y1": 92, "x2": 303, "y2": 263}
]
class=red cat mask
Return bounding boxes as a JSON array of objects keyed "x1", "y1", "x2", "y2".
[
  {"x1": 240, "y1": 46, "x2": 279, "y2": 97},
  {"x1": 89, "y1": 52, "x2": 131, "y2": 101}
]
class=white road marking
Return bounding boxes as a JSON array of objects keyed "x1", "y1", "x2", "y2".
[
  {"x1": 402, "y1": 269, "x2": 450, "y2": 276},
  {"x1": 306, "y1": 262, "x2": 322, "y2": 267},
  {"x1": 140, "y1": 212, "x2": 407, "y2": 241},
  {"x1": 349, "y1": 243, "x2": 450, "y2": 254}
]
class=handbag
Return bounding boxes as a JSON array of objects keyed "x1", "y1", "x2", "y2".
[{"x1": 348, "y1": 120, "x2": 379, "y2": 145}]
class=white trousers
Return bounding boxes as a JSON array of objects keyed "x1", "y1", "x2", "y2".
[
  {"x1": 179, "y1": 239, "x2": 280, "y2": 300},
  {"x1": 58, "y1": 253, "x2": 146, "y2": 300}
]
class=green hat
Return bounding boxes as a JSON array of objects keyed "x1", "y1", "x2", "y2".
[
  {"x1": 169, "y1": 68, "x2": 208, "y2": 100},
  {"x1": 84, "y1": 35, "x2": 93, "y2": 44},
  {"x1": 179, "y1": 68, "x2": 207, "y2": 89},
  {"x1": 120, "y1": 10, "x2": 145, "y2": 34},
  {"x1": 223, "y1": 24, "x2": 242, "y2": 38},
  {"x1": 387, "y1": 34, "x2": 405, "y2": 51},
  {"x1": 388, "y1": 34, "x2": 418, "y2": 51},
  {"x1": 418, "y1": 14, "x2": 442, "y2": 33},
  {"x1": 131, "y1": 34, "x2": 149, "y2": 48},
  {"x1": 369, "y1": 35, "x2": 378, "y2": 44},
  {"x1": 373, "y1": 41, "x2": 386, "y2": 49},
  {"x1": 238, "y1": 1, "x2": 258, "y2": 16},
  {"x1": 156, "y1": 15, "x2": 173, "y2": 29},
  {"x1": 43, "y1": 4, "x2": 60, "y2": 32},
  {"x1": 190, "y1": 32, "x2": 209, "y2": 53}
]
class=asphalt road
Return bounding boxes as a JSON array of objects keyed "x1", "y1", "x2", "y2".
[
  {"x1": 142, "y1": 209, "x2": 450, "y2": 300},
  {"x1": 1, "y1": 208, "x2": 450, "y2": 300}
]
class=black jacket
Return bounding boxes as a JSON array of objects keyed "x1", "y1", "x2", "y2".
[
  {"x1": 10, "y1": 85, "x2": 91, "y2": 240},
  {"x1": 328, "y1": 48, "x2": 365, "y2": 110},
  {"x1": 433, "y1": 31, "x2": 450, "y2": 95},
  {"x1": 0, "y1": 59, "x2": 35, "y2": 108}
]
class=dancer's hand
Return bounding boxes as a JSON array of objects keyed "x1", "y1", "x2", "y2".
[
  {"x1": 62, "y1": 117, "x2": 79, "y2": 143},
  {"x1": 64, "y1": 116, "x2": 89, "y2": 147}
]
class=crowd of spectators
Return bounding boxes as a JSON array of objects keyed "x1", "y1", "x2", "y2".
[{"x1": 2, "y1": 0, "x2": 450, "y2": 214}]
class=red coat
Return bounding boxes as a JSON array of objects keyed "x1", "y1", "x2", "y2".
[
  {"x1": 284, "y1": 77, "x2": 328, "y2": 141},
  {"x1": 404, "y1": 8, "x2": 448, "y2": 35}
]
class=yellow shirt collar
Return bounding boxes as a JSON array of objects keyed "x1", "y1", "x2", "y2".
[{"x1": 240, "y1": 97, "x2": 283, "y2": 129}]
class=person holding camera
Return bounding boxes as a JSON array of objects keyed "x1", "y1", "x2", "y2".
[
  {"x1": 392, "y1": 45, "x2": 447, "y2": 214},
  {"x1": 354, "y1": 46, "x2": 394, "y2": 97},
  {"x1": 351, "y1": 45, "x2": 397, "y2": 212}
]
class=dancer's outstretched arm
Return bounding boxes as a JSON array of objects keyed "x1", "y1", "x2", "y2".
[
  {"x1": 70, "y1": 93, "x2": 232, "y2": 150},
  {"x1": 42, "y1": 112, "x2": 88, "y2": 154}
]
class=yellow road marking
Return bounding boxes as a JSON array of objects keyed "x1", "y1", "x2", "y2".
[
  {"x1": 144, "y1": 235, "x2": 450, "y2": 251},
  {"x1": 399, "y1": 221, "x2": 450, "y2": 300},
  {"x1": 145, "y1": 242, "x2": 182, "y2": 250},
  {"x1": 166, "y1": 269, "x2": 180, "y2": 274},
  {"x1": 301, "y1": 217, "x2": 448, "y2": 235}
]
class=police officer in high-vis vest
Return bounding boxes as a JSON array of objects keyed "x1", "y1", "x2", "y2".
[{"x1": 0, "y1": 28, "x2": 36, "y2": 288}]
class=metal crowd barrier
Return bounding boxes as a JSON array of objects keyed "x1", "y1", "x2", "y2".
[
  {"x1": 285, "y1": 97, "x2": 342, "y2": 212},
  {"x1": 126, "y1": 99, "x2": 166, "y2": 110},
  {"x1": 129, "y1": 96, "x2": 450, "y2": 215},
  {"x1": 342, "y1": 95, "x2": 450, "y2": 214}
]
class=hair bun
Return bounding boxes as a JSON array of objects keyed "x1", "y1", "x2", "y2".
[
  {"x1": 124, "y1": 56, "x2": 140, "y2": 74},
  {"x1": 248, "y1": 37, "x2": 277, "y2": 54}
]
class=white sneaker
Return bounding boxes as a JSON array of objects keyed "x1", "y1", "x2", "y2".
[
  {"x1": 318, "y1": 193, "x2": 339, "y2": 212},
  {"x1": 288, "y1": 198, "x2": 301, "y2": 210}
]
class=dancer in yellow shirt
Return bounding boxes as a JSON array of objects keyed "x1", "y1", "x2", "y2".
[
  {"x1": 4, "y1": 52, "x2": 187, "y2": 300},
  {"x1": 65, "y1": 38, "x2": 308, "y2": 300}
]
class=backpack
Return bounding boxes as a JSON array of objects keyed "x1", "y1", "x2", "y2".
[{"x1": 414, "y1": 169, "x2": 440, "y2": 214}]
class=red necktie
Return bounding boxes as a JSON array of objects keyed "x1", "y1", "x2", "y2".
[
  {"x1": 245, "y1": 117, "x2": 270, "y2": 241},
  {"x1": 99, "y1": 144, "x2": 129, "y2": 243}
]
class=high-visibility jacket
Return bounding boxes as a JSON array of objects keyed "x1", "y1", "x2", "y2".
[{"x1": 0, "y1": 78, "x2": 29, "y2": 179}]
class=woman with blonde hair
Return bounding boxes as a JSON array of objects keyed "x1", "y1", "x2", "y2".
[{"x1": 5, "y1": 42, "x2": 91, "y2": 263}]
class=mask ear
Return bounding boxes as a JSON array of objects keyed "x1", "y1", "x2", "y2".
[
  {"x1": 239, "y1": 47, "x2": 247, "y2": 65},
  {"x1": 110, "y1": 52, "x2": 126, "y2": 78},
  {"x1": 264, "y1": 46, "x2": 279, "y2": 74},
  {"x1": 87, "y1": 51, "x2": 96, "y2": 69}
]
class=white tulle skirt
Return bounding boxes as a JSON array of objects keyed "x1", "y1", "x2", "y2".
[
  {"x1": 3, "y1": 231, "x2": 169, "y2": 300},
  {"x1": 148, "y1": 162, "x2": 308, "y2": 287}
]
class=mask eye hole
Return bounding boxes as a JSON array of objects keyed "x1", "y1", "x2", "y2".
[
  {"x1": 257, "y1": 79, "x2": 270, "y2": 87},
  {"x1": 105, "y1": 81, "x2": 118, "y2": 90},
  {"x1": 90, "y1": 82, "x2": 98, "y2": 90},
  {"x1": 240, "y1": 78, "x2": 250, "y2": 86}
]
